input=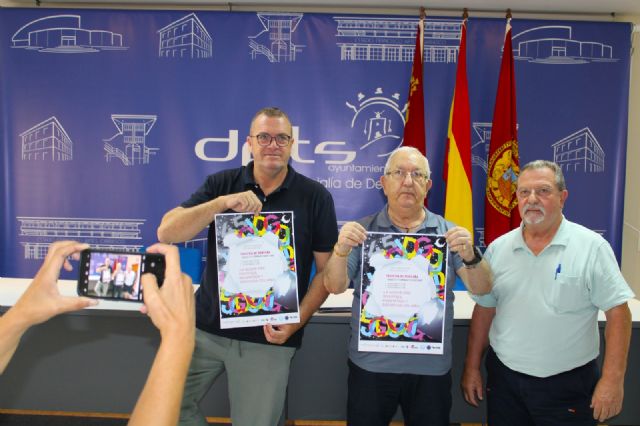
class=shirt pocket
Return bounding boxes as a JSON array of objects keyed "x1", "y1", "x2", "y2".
[{"x1": 544, "y1": 275, "x2": 591, "y2": 314}]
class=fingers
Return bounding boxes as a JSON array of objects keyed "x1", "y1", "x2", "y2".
[
  {"x1": 338, "y1": 222, "x2": 367, "y2": 248},
  {"x1": 263, "y1": 324, "x2": 293, "y2": 345},
  {"x1": 44, "y1": 241, "x2": 90, "y2": 273},
  {"x1": 141, "y1": 273, "x2": 160, "y2": 309},
  {"x1": 57, "y1": 296, "x2": 98, "y2": 314},
  {"x1": 145, "y1": 243, "x2": 180, "y2": 281},
  {"x1": 226, "y1": 191, "x2": 263, "y2": 213}
]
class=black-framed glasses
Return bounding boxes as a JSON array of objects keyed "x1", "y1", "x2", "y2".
[
  {"x1": 250, "y1": 132, "x2": 292, "y2": 147},
  {"x1": 385, "y1": 169, "x2": 429, "y2": 183}
]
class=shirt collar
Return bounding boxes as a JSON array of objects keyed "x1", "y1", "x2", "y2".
[
  {"x1": 378, "y1": 204, "x2": 435, "y2": 232},
  {"x1": 512, "y1": 215, "x2": 569, "y2": 251},
  {"x1": 241, "y1": 161, "x2": 296, "y2": 191}
]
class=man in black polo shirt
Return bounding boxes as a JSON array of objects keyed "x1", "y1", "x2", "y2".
[{"x1": 157, "y1": 107, "x2": 338, "y2": 426}]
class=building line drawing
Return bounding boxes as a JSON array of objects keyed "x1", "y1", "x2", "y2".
[
  {"x1": 334, "y1": 16, "x2": 462, "y2": 63},
  {"x1": 346, "y1": 88, "x2": 405, "y2": 157},
  {"x1": 552, "y1": 127, "x2": 605, "y2": 173},
  {"x1": 249, "y1": 12, "x2": 304, "y2": 62},
  {"x1": 471, "y1": 122, "x2": 492, "y2": 173},
  {"x1": 11, "y1": 14, "x2": 127, "y2": 53},
  {"x1": 17, "y1": 217, "x2": 145, "y2": 260},
  {"x1": 512, "y1": 25, "x2": 616, "y2": 64},
  {"x1": 20, "y1": 116, "x2": 73, "y2": 161},
  {"x1": 103, "y1": 115, "x2": 159, "y2": 166},
  {"x1": 158, "y1": 13, "x2": 212, "y2": 59}
]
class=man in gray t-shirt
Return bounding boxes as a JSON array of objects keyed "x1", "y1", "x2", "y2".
[{"x1": 323, "y1": 147, "x2": 492, "y2": 426}]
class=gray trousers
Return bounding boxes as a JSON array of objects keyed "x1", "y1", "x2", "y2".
[{"x1": 179, "y1": 328, "x2": 296, "y2": 426}]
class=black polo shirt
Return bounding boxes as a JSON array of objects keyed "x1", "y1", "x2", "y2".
[{"x1": 181, "y1": 162, "x2": 338, "y2": 347}]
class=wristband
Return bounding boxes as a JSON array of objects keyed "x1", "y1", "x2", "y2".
[
  {"x1": 333, "y1": 244, "x2": 352, "y2": 258},
  {"x1": 462, "y1": 246, "x2": 483, "y2": 267}
]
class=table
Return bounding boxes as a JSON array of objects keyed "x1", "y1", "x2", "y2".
[{"x1": 1, "y1": 278, "x2": 639, "y2": 423}]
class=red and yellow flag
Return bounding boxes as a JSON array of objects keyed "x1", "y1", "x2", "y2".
[
  {"x1": 444, "y1": 19, "x2": 473, "y2": 241},
  {"x1": 484, "y1": 20, "x2": 521, "y2": 246},
  {"x1": 402, "y1": 17, "x2": 426, "y2": 156}
]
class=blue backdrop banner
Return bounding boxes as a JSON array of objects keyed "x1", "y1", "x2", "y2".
[{"x1": 0, "y1": 8, "x2": 631, "y2": 280}]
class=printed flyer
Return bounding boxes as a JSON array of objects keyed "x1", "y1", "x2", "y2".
[
  {"x1": 215, "y1": 211, "x2": 299, "y2": 329},
  {"x1": 358, "y1": 232, "x2": 448, "y2": 354}
]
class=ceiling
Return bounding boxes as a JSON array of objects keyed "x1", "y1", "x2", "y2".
[{"x1": 2, "y1": 0, "x2": 640, "y2": 18}]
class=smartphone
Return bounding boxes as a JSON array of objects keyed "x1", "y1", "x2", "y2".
[{"x1": 77, "y1": 249, "x2": 165, "y2": 302}]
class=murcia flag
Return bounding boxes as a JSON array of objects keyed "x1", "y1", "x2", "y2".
[
  {"x1": 402, "y1": 16, "x2": 426, "y2": 156},
  {"x1": 484, "y1": 19, "x2": 521, "y2": 246},
  {"x1": 444, "y1": 19, "x2": 473, "y2": 241}
]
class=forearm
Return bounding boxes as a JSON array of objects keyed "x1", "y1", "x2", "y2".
[
  {"x1": 322, "y1": 251, "x2": 351, "y2": 294},
  {"x1": 298, "y1": 270, "x2": 332, "y2": 324},
  {"x1": 157, "y1": 199, "x2": 226, "y2": 243},
  {"x1": 458, "y1": 260, "x2": 492, "y2": 295},
  {"x1": 0, "y1": 308, "x2": 32, "y2": 374},
  {"x1": 128, "y1": 334, "x2": 194, "y2": 426},
  {"x1": 601, "y1": 303, "x2": 632, "y2": 383},
  {"x1": 464, "y1": 305, "x2": 495, "y2": 369}
]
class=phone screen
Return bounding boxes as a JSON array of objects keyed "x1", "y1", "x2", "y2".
[{"x1": 78, "y1": 250, "x2": 163, "y2": 302}]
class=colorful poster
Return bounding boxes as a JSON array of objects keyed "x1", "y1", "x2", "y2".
[
  {"x1": 215, "y1": 211, "x2": 299, "y2": 329},
  {"x1": 358, "y1": 232, "x2": 448, "y2": 354}
]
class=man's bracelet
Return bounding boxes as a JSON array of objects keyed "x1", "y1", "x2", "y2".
[{"x1": 333, "y1": 244, "x2": 352, "y2": 258}]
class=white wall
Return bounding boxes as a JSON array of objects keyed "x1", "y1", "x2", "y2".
[{"x1": 619, "y1": 14, "x2": 640, "y2": 296}]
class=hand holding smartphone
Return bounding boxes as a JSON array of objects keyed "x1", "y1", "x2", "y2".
[{"x1": 77, "y1": 249, "x2": 165, "y2": 302}]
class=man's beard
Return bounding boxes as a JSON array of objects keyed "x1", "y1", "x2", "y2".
[{"x1": 522, "y1": 204, "x2": 546, "y2": 225}]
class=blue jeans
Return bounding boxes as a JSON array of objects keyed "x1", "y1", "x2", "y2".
[
  {"x1": 346, "y1": 359, "x2": 451, "y2": 426},
  {"x1": 486, "y1": 347, "x2": 599, "y2": 426}
]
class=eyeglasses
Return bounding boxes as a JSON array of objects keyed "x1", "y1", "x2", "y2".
[
  {"x1": 516, "y1": 186, "x2": 555, "y2": 199},
  {"x1": 385, "y1": 169, "x2": 429, "y2": 183},
  {"x1": 250, "y1": 132, "x2": 292, "y2": 147}
]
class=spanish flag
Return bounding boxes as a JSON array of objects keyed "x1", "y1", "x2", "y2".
[
  {"x1": 444, "y1": 19, "x2": 473, "y2": 241},
  {"x1": 484, "y1": 19, "x2": 521, "y2": 246},
  {"x1": 402, "y1": 15, "x2": 426, "y2": 156}
]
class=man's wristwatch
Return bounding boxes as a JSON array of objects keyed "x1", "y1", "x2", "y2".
[{"x1": 462, "y1": 246, "x2": 483, "y2": 267}]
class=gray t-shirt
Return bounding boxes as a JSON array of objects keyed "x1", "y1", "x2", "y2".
[{"x1": 347, "y1": 205, "x2": 463, "y2": 375}]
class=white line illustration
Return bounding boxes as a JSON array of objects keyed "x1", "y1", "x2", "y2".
[
  {"x1": 17, "y1": 217, "x2": 145, "y2": 260},
  {"x1": 471, "y1": 122, "x2": 521, "y2": 175},
  {"x1": 346, "y1": 88, "x2": 405, "y2": 157},
  {"x1": 103, "y1": 115, "x2": 159, "y2": 166},
  {"x1": 512, "y1": 26, "x2": 616, "y2": 64},
  {"x1": 20, "y1": 242, "x2": 143, "y2": 260},
  {"x1": 11, "y1": 14, "x2": 127, "y2": 53},
  {"x1": 334, "y1": 17, "x2": 462, "y2": 63},
  {"x1": 249, "y1": 12, "x2": 304, "y2": 62},
  {"x1": 552, "y1": 127, "x2": 605, "y2": 173},
  {"x1": 158, "y1": 13, "x2": 212, "y2": 59},
  {"x1": 20, "y1": 116, "x2": 73, "y2": 161}
]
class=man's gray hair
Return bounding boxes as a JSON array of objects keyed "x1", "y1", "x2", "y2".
[
  {"x1": 520, "y1": 160, "x2": 566, "y2": 191},
  {"x1": 383, "y1": 146, "x2": 431, "y2": 178}
]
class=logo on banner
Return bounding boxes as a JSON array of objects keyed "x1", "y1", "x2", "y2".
[
  {"x1": 486, "y1": 142, "x2": 519, "y2": 216},
  {"x1": 346, "y1": 87, "x2": 406, "y2": 157},
  {"x1": 512, "y1": 25, "x2": 618, "y2": 64},
  {"x1": 249, "y1": 12, "x2": 304, "y2": 62},
  {"x1": 103, "y1": 114, "x2": 160, "y2": 166},
  {"x1": 11, "y1": 15, "x2": 128, "y2": 53},
  {"x1": 20, "y1": 117, "x2": 73, "y2": 161},
  {"x1": 158, "y1": 13, "x2": 212, "y2": 59}
]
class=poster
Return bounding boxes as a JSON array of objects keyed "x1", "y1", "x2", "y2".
[
  {"x1": 215, "y1": 211, "x2": 299, "y2": 329},
  {"x1": 358, "y1": 232, "x2": 448, "y2": 354}
]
